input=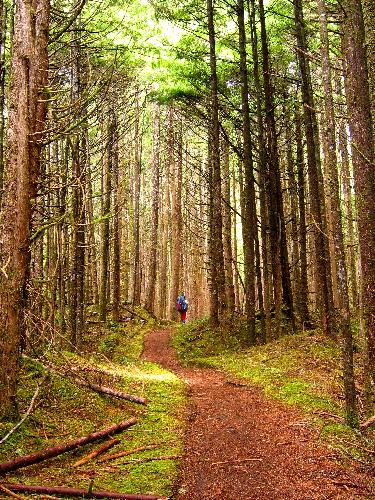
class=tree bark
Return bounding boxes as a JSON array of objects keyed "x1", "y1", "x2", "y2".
[
  {"x1": 0, "y1": 0, "x2": 7, "y2": 204},
  {"x1": 132, "y1": 96, "x2": 142, "y2": 307},
  {"x1": 318, "y1": 0, "x2": 357, "y2": 425},
  {"x1": 295, "y1": 102, "x2": 311, "y2": 327},
  {"x1": 170, "y1": 113, "x2": 183, "y2": 319},
  {"x1": 145, "y1": 105, "x2": 160, "y2": 314},
  {"x1": 207, "y1": 0, "x2": 227, "y2": 326},
  {"x1": 249, "y1": 0, "x2": 271, "y2": 340},
  {"x1": 99, "y1": 114, "x2": 112, "y2": 322},
  {"x1": 362, "y1": 0, "x2": 375, "y2": 128},
  {"x1": 0, "y1": 0, "x2": 50, "y2": 420},
  {"x1": 341, "y1": 0, "x2": 375, "y2": 385},
  {"x1": 111, "y1": 111, "x2": 121, "y2": 322},
  {"x1": 222, "y1": 141, "x2": 236, "y2": 313},
  {"x1": 238, "y1": 0, "x2": 256, "y2": 343},
  {"x1": 293, "y1": 0, "x2": 333, "y2": 337}
]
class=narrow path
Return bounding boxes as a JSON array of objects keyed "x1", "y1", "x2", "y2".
[{"x1": 142, "y1": 329, "x2": 372, "y2": 499}]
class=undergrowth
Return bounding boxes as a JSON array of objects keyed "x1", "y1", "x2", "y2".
[
  {"x1": 0, "y1": 311, "x2": 186, "y2": 499},
  {"x1": 173, "y1": 317, "x2": 375, "y2": 466}
]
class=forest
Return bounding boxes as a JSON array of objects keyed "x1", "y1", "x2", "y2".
[{"x1": 0, "y1": 0, "x2": 374, "y2": 497}]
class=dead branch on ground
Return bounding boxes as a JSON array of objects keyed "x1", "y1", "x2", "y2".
[
  {"x1": 121, "y1": 455, "x2": 181, "y2": 465},
  {"x1": 360, "y1": 415, "x2": 375, "y2": 431},
  {"x1": 23, "y1": 357, "x2": 147, "y2": 405},
  {"x1": 97, "y1": 443, "x2": 160, "y2": 463},
  {"x1": 0, "y1": 419, "x2": 137, "y2": 475},
  {"x1": 73, "y1": 438, "x2": 120, "y2": 467},
  {"x1": 0, "y1": 377, "x2": 47, "y2": 445},
  {"x1": 0, "y1": 484, "x2": 167, "y2": 500}
]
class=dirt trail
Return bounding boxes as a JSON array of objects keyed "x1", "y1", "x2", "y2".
[{"x1": 142, "y1": 328, "x2": 372, "y2": 500}]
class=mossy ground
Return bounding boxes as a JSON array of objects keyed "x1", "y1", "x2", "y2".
[
  {"x1": 0, "y1": 312, "x2": 186, "y2": 498},
  {"x1": 173, "y1": 317, "x2": 375, "y2": 467}
]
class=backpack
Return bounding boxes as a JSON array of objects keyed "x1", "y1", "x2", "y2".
[{"x1": 177, "y1": 296, "x2": 187, "y2": 312}]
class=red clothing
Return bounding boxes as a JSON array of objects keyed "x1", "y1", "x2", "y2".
[{"x1": 180, "y1": 310, "x2": 187, "y2": 322}]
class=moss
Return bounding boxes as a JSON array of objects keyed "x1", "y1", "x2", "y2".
[{"x1": 0, "y1": 317, "x2": 187, "y2": 498}]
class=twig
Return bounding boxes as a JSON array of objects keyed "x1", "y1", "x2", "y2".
[
  {"x1": 337, "y1": 438, "x2": 375, "y2": 455},
  {"x1": 121, "y1": 455, "x2": 181, "y2": 465},
  {"x1": 0, "y1": 377, "x2": 46, "y2": 445},
  {"x1": 331, "y1": 480, "x2": 364, "y2": 489},
  {"x1": 313, "y1": 411, "x2": 346, "y2": 424},
  {"x1": 1, "y1": 484, "x2": 167, "y2": 500},
  {"x1": 211, "y1": 458, "x2": 263, "y2": 466},
  {"x1": 98, "y1": 444, "x2": 161, "y2": 463},
  {"x1": 0, "y1": 484, "x2": 30, "y2": 500},
  {"x1": 360, "y1": 415, "x2": 375, "y2": 431},
  {"x1": 73, "y1": 439, "x2": 120, "y2": 467}
]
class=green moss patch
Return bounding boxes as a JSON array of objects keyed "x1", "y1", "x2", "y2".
[{"x1": 0, "y1": 315, "x2": 186, "y2": 498}]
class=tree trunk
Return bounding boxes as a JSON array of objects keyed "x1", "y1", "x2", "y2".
[
  {"x1": 295, "y1": 103, "x2": 311, "y2": 327},
  {"x1": 145, "y1": 105, "x2": 161, "y2": 314},
  {"x1": 231, "y1": 167, "x2": 241, "y2": 312},
  {"x1": 222, "y1": 141, "x2": 236, "y2": 313},
  {"x1": 238, "y1": 0, "x2": 256, "y2": 343},
  {"x1": 132, "y1": 96, "x2": 142, "y2": 307},
  {"x1": 249, "y1": 0, "x2": 271, "y2": 340},
  {"x1": 99, "y1": 115, "x2": 112, "y2": 322},
  {"x1": 362, "y1": 0, "x2": 375, "y2": 128},
  {"x1": 318, "y1": 0, "x2": 357, "y2": 425},
  {"x1": 0, "y1": 0, "x2": 50, "y2": 420},
  {"x1": 293, "y1": 0, "x2": 333, "y2": 337},
  {"x1": 111, "y1": 111, "x2": 121, "y2": 322},
  {"x1": 341, "y1": 0, "x2": 375, "y2": 386},
  {"x1": 336, "y1": 75, "x2": 358, "y2": 309},
  {"x1": 69, "y1": 22, "x2": 86, "y2": 346},
  {"x1": 284, "y1": 101, "x2": 301, "y2": 316},
  {"x1": 259, "y1": 0, "x2": 295, "y2": 334},
  {"x1": 0, "y1": 0, "x2": 7, "y2": 204},
  {"x1": 206, "y1": 0, "x2": 227, "y2": 326},
  {"x1": 170, "y1": 113, "x2": 183, "y2": 319}
]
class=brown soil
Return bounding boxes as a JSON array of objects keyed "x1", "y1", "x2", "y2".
[{"x1": 142, "y1": 328, "x2": 373, "y2": 500}]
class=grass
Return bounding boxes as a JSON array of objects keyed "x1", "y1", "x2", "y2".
[
  {"x1": 0, "y1": 314, "x2": 186, "y2": 499},
  {"x1": 173, "y1": 317, "x2": 375, "y2": 464}
]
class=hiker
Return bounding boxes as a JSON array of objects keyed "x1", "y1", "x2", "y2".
[{"x1": 176, "y1": 293, "x2": 188, "y2": 324}]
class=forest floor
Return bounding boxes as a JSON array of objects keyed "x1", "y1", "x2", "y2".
[{"x1": 143, "y1": 328, "x2": 374, "y2": 500}]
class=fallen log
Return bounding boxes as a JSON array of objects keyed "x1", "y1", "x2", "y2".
[
  {"x1": 97, "y1": 444, "x2": 160, "y2": 463},
  {"x1": 73, "y1": 438, "x2": 120, "y2": 467},
  {"x1": 22, "y1": 357, "x2": 147, "y2": 406},
  {"x1": 0, "y1": 419, "x2": 137, "y2": 475},
  {"x1": 46, "y1": 365, "x2": 147, "y2": 405},
  {"x1": 76, "y1": 380, "x2": 147, "y2": 406},
  {"x1": 0, "y1": 484, "x2": 167, "y2": 500},
  {"x1": 360, "y1": 415, "x2": 375, "y2": 431}
]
